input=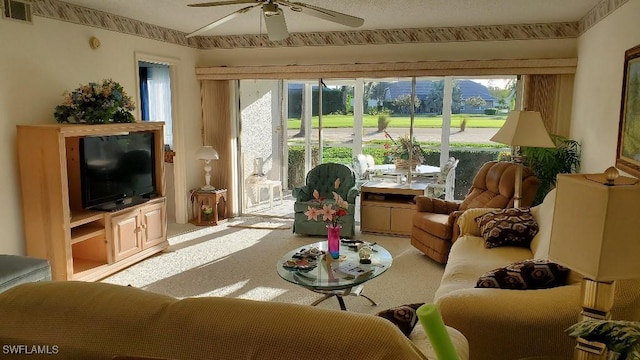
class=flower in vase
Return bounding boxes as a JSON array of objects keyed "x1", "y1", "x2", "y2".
[
  {"x1": 201, "y1": 204, "x2": 213, "y2": 215},
  {"x1": 304, "y1": 189, "x2": 348, "y2": 228}
]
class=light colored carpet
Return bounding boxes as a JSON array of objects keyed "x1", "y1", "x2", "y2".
[
  {"x1": 227, "y1": 216, "x2": 293, "y2": 230},
  {"x1": 101, "y1": 218, "x2": 444, "y2": 314}
]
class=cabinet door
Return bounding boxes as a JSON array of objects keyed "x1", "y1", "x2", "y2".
[
  {"x1": 141, "y1": 202, "x2": 166, "y2": 249},
  {"x1": 361, "y1": 205, "x2": 391, "y2": 232},
  {"x1": 111, "y1": 212, "x2": 142, "y2": 262},
  {"x1": 390, "y1": 207, "x2": 415, "y2": 235}
]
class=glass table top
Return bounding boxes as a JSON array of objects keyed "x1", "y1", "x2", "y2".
[{"x1": 276, "y1": 240, "x2": 392, "y2": 291}]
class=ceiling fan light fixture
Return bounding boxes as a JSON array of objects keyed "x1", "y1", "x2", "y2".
[{"x1": 187, "y1": 0, "x2": 364, "y2": 39}]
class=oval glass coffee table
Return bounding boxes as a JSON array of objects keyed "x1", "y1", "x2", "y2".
[{"x1": 277, "y1": 241, "x2": 392, "y2": 311}]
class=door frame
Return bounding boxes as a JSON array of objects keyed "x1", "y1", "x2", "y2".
[
  {"x1": 236, "y1": 79, "x2": 287, "y2": 215},
  {"x1": 134, "y1": 52, "x2": 187, "y2": 224}
]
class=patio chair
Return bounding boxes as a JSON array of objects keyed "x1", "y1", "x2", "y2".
[
  {"x1": 425, "y1": 157, "x2": 459, "y2": 201},
  {"x1": 353, "y1": 154, "x2": 375, "y2": 189}
]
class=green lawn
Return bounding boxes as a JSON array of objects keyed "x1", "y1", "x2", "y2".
[{"x1": 287, "y1": 114, "x2": 506, "y2": 129}]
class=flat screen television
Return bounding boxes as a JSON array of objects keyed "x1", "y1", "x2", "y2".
[{"x1": 79, "y1": 132, "x2": 156, "y2": 211}]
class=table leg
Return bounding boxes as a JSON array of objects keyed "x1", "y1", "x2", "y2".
[
  {"x1": 310, "y1": 293, "x2": 334, "y2": 307},
  {"x1": 213, "y1": 195, "x2": 219, "y2": 225},
  {"x1": 309, "y1": 294, "x2": 348, "y2": 311},
  {"x1": 359, "y1": 293, "x2": 377, "y2": 306},
  {"x1": 269, "y1": 185, "x2": 274, "y2": 208}
]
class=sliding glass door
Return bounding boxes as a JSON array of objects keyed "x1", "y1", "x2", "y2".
[
  {"x1": 237, "y1": 75, "x2": 518, "y2": 217},
  {"x1": 238, "y1": 79, "x2": 287, "y2": 216}
]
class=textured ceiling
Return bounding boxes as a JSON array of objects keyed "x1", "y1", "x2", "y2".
[{"x1": 59, "y1": 0, "x2": 602, "y2": 37}]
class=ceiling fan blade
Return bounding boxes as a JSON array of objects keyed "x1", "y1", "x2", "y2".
[
  {"x1": 186, "y1": 4, "x2": 260, "y2": 37},
  {"x1": 188, "y1": 0, "x2": 259, "y2": 8},
  {"x1": 287, "y1": 2, "x2": 364, "y2": 28},
  {"x1": 263, "y1": 7, "x2": 289, "y2": 41}
]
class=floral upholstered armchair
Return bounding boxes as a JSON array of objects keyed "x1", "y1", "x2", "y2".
[{"x1": 292, "y1": 163, "x2": 359, "y2": 238}]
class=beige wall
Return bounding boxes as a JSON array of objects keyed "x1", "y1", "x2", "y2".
[
  {"x1": 0, "y1": 17, "x2": 202, "y2": 255},
  {"x1": 572, "y1": 0, "x2": 640, "y2": 175}
]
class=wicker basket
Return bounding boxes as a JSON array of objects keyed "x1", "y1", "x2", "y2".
[{"x1": 394, "y1": 158, "x2": 420, "y2": 170}]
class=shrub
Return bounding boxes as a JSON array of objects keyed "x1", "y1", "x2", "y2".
[
  {"x1": 377, "y1": 114, "x2": 391, "y2": 132},
  {"x1": 484, "y1": 108, "x2": 498, "y2": 115}
]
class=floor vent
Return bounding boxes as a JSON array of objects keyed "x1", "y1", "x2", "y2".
[{"x1": 2, "y1": 0, "x2": 32, "y2": 23}]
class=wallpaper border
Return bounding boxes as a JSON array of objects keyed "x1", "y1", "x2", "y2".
[{"x1": 30, "y1": 0, "x2": 627, "y2": 50}]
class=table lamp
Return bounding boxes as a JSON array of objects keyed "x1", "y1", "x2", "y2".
[
  {"x1": 549, "y1": 168, "x2": 640, "y2": 359},
  {"x1": 196, "y1": 145, "x2": 219, "y2": 190},
  {"x1": 490, "y1": 110, "x2": 555, "y2": 207}
]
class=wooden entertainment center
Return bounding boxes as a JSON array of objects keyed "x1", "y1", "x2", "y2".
[
  {"x1": 16, "y1": 122, "x2": 168, "y2": 281},
  {"x1": 359, "y1": 181, "x2": 427, "y2": 236}
]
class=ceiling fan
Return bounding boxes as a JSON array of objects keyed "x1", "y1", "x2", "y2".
[{"x1": 186, "y1": 0, "x2": 364, "y2": 41}]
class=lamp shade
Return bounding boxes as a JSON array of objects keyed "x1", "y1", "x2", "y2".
[
  {"x1": 196, "y1": 146, "x2": 219, "y2": 161},
  {"x1": 490, "y1": 111, "x2": 555, "y2": 148},
  {"x1": 549, "y1": 171, "x2": 640, "y2": 282}
]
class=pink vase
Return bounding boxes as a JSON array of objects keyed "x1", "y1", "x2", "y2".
[{"x1": 327, "y1": 224, "x2": 342, "y2": 259}]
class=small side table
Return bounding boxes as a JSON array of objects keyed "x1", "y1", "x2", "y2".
[
  {"x1": 255, "y1": 180, "x2": 283, "y2": 208},
  {"x1": 190, "y1": 188, "x2": 228, "y2": 226}
]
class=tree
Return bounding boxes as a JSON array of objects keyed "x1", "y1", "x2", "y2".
[
  {"x1": 365, "y1": 81, "x2": 390, "y2": 108},
  {"x1": 465, "y1": 96, "x2": 486, "y2": 109},
  {"x1": 423, "y1": 80, "x2": 462, "y2": 114},
  {"x1": 342, "y1": 85, "x2": 352, "y2": 114},
  {"x1": 451, "y1": 83, "x2": 463, "y2": 113},
  {"x1": 503, "y1": 79, "x2": 518, "y2": 110},
  {"x1": 294, "y1": 86, "x2": 308, "y2": 138},
  {"x1": 488, "y1": 85, "x2": 510, "y2": 109},
  {"x1": 392, "y1": 94, "x2": 421, "y2": 114}
]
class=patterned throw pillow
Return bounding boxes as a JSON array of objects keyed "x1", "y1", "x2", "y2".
[
  {"x1": 475, "y1": 259, "x2": 570, "y2": 290},
  {"x1": 375, "y1": 303, "x2": 424, "y2": 337},
  {"x1": 475, "y1": 208, "x2": 539, "y2": 248}
]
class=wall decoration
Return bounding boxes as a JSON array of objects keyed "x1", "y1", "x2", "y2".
[{"x1": 617, "y1": 44, "x2": 640, "y2": 178}]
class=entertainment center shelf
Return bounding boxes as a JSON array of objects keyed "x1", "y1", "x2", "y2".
[
  {"x1": 70, "y1": 210, "x2": 105, "y2": 244},
  {"x1": 360, "y1": 181, "x2": 428, "y2": 237},
  {"x1": 16, "y1": 122, "x2": 168, "y2": 281}
]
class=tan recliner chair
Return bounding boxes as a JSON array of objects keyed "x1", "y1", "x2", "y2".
[{"x1": 411, "y1": 161, "x2": 540, "y2": 264}]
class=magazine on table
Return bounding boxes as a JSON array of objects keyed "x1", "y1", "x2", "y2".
[{"x1": 334, "y1": 263, "x2": 374, "y2": 279}]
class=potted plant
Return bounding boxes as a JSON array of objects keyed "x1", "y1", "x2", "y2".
[
  {"x1": 521, "y1": 134, "x2": 581, "y2": 205},
  {"x1": 383, "y1": 130, "x2": 426, "y2": 169},
  {"x1": 566, "y1": 319, "x2": 640, "y2": 360}
]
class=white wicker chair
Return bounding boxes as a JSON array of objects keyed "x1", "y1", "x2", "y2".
[{"x1": 425, "y1": 157, "x2": 459, "y2": 201}]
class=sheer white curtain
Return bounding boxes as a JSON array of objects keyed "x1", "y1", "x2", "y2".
[{"x1": 147, "y1": 66, "x2": 173, "y2": 148}]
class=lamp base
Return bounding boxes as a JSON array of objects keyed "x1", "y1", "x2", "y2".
[
  {"x1": 573, "y1": 279, "x2": 616, "y2": 360},
  {"x1": 201, "y1": 185, "x2": 216, "y2": 191},
  {"x1": 512, "y1": 148, "x2": 523, "y2": 209},
  {"x1": 580, "y1": 279, "x2": 614, "y2": 321}
]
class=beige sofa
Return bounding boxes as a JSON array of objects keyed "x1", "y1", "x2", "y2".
[
  {"x1": 434, "y1": 189, "x2": 640, "y2": 360},
  {"x1": 0, "y1": 281, "x2": 468, "y2": 360}
]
